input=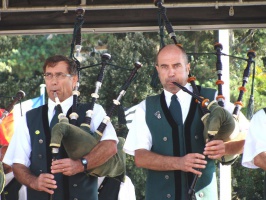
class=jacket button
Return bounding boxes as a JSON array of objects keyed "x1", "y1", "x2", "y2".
[
  {"x1": 166, "y1": 194, "x2": 171, "y2": 198},
  {"x1": 195, "y1": 135, "x2": 198, "y2": 140},
  {"x1": 165, "y1": 175, "x2": 169, "y2": 179},
  {"x1": 198, "y1": 192, "x2": 204, "y2": 197},
  {"x1": 163, "y1": 137, "x2": 167, "y2": 141},
  {"x1": 39, "y1": 139, "x2": 43, "y2": 144},
  {"x1": 73, "y1": 198, "x2": 78, "y2": 200},
  {"x1": 38, "y1": 154, "x2": 43, "y2": 159},
  {"x1": 73, "y1": 184, "x2": 77, "y2": 187}
]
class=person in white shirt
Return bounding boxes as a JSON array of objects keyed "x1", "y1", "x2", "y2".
[
  {"x1": 242, "y1": 108, "x2": 266, "y2": 198},
  {"x1": 3, "y1": 55, "x2": 118, "y2": 200},
  {"x1": 98, "y1": 175, "x2": 136, "y2": 200},
  {"x1": 124, "y1": 44, "x2": 248, "y2": 200}
]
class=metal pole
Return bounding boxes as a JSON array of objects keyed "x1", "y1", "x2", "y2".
[{"x1": 219, "y1": 29, "x2": 231, "y2": 200}]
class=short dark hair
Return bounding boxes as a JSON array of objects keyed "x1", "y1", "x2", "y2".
[
  {"x1": 42, "y1": 55, "x2": 78, "y2": 75},
  {"x1": 155, "y1": 44, "x2": 188, "y2": 65}
]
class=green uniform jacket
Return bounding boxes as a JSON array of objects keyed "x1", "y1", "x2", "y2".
[
  {"x1": 145, "y1": 88, "x2": 218, "y2": 200},
  {"x1": 26, "y1": 104, "x2": 98, "y2": 200}
]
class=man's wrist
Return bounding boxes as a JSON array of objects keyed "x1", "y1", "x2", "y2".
[{"x1": 80, "y1": 158, "x2": 88, "y2": 172}]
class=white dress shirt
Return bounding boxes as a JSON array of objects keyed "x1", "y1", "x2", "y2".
[
  {"x1": 124, "y1": 84, "x2": 249, "y2": 156},
  {"x1": 124, "y1": 84, "x2": 193, "y2": 156},
  {"x1": 242, "y1": 109, "x2": 266, "y2": 168},
  {"x1": 3, "y1": 96, "x2": 118, "y2": 167}
]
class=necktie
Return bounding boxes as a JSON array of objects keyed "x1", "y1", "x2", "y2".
[
  {"x1": 169, "y1": 94, "x2": 183, "y2": 125},
  {"x1": 50, "y1": 106, "x2": 60, "y2": 130},
  {"x1": 170, "y1": 94, "x2": 187, "y2": 193}
]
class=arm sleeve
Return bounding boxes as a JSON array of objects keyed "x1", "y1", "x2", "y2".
[
  {"x1": 242, "y1": 109, "x2": 266, "y2": 168},
  {"x1": 123, "y1": 100, "x2": 152, "y2": 156},
  {"x1": 3, "y1": 115, "x2": 31, "y2": 167},
  {"x1": 90, "y1": 104, "x2": 118, "y2": 143}
]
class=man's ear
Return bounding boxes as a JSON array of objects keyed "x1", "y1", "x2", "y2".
[
  {"x1": 186, "y1": 63, "x2": 191, "y2": 72},
  {"x1": 72, "y1": 75, "x2": 78, "y2": 89},
  {"x1": 155, "y1": 65, "x2": 159, "y2": 72}
]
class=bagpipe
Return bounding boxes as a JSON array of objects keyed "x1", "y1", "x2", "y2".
[
  {"x1": 50, "y1": 61, "x2": 142, "y2": 180},
  {"x1": 0, "y1": 90, "x2": 26, "y2": 194},
  {"x1": 154, "y1": 0, "x2": 255, "y2": 198},
  {"x1": 49, "y1": 7, "x2": 142, "y2": 184},
  {"x1": 173, "y1": 48, "x2": 255, "y2": 198}
]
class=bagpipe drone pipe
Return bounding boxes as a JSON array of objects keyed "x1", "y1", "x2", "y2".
[
  {"x1": 172, "y1": 47, "x2": 255, "y2": 197},
  {"x1": 48, "y1": 7, "x2": 142, "y2": 185},
  {"x1": 153, "y1": 0, "x2": 246, "y2": 162},
  {"x1": 50, "y1": 61, "x2": 142, "y2": 181},
  {"x1": 49, "y1": 9, "x2": 142, "y2": 180},
  {"x1": 154, "y1": 0, "x2": 255, "y2": 198},
  {"x1": 0, "y1": 90, "x2": 25, "y2": 124}
]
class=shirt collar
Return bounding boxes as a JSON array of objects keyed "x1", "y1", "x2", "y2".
[
  {"x1": 48, "y1": 95, "x2": 73, "y2": 115},
  {"x1": 164, "y1": 83, "x2": 192, "y2": 107}
]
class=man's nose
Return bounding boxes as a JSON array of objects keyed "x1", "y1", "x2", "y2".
[
  {"x1": 168, "y1": 67, "x2": 175, "y2": 77},
  {"x1": 51, "y1": 76, "x2": 58, "y2": 84}
]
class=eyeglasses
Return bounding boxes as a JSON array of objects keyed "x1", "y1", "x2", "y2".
[{"x1": 43, "y1": 72, "x2": 72, "y2": 80}]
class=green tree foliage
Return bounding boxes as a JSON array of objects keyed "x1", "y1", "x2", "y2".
[
  {"x1": 230, "y1": 29, "x2": 266, "y2": 114},
  {"x1": 0, "y1": 34, "x2": 72, "y2": 78},
  {"x1": 0, "y1": 74, "x2": 43, "y2": 108},
  {"x1": 231, "y1": 155, "x2": 264, "y2": 200},
  {"x1": 1, "y1": 29, "x2": 266, "y2": 200}
]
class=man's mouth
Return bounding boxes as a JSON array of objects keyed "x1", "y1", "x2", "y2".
[
  {"x1": 50, "y1": 90, "x2": 59, "y2": 97},
  {"x1": 167, "y1": 81, "x2": 176, "y2": 85}
]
